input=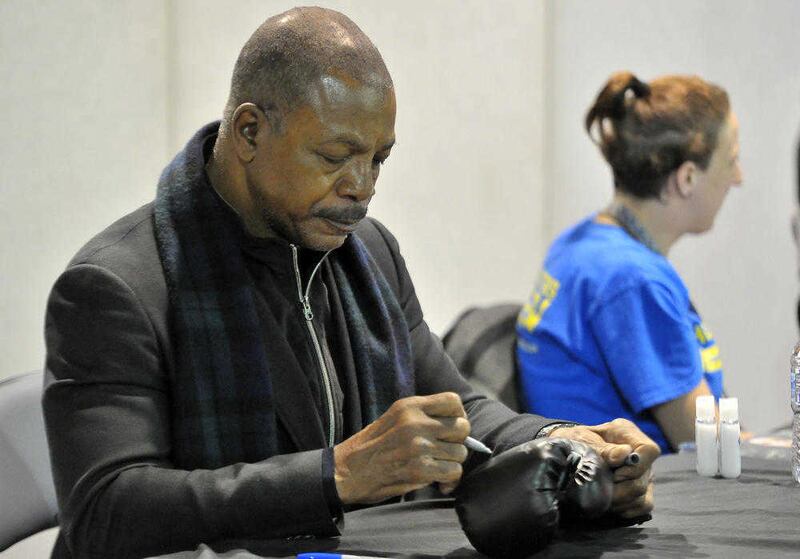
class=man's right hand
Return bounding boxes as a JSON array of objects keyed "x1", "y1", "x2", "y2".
[{"x1": 333, "y1": 392, "x2": 471, "y2": 504}]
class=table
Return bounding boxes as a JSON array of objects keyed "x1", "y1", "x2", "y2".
[{"x1": 153, "y1": 453, "x2": 799, "y2": 559}]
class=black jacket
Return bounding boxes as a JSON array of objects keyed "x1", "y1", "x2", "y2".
[{"x1": 43, "y1": 205, "x2": 555, "y2": 559}]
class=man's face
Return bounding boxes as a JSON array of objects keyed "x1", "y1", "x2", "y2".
[
  {"x1": 244, "y1": 74, "x2": 396, "y2": 251},
  {"x1": 688, "y1": 112, "x2": 743, "y2": 233}
]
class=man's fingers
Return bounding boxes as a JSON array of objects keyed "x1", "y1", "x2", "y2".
[
  {"x1": 411, "y1": 454, "x2": 463, "y2": 484},
  {"x1": 432, "y1": 456, "x2": 463, "y2": 482},
  {"x1": 377, "y1": 394, "x2": 469, "y2": 444},
  {"x1": 590, "y1": 419, "x2": 661, "y2": 467},
  {"x1": 441, "y1": 484, "x2": 456, "y2": 495},
  {"x1": 386, "y1": 440, "x2": 465, "y2": 477},
  {"x1": 597, "y1": 442, "x2": 634, "y2": 468},
  {"x1": 434, "y1": 416, "x2": 471, "y2": 443},
  {"x1": 430, "y1": 440, "x2": 469, "y2": 463},
  {"x1": 552, "y1": 425, "x2": 633, "y2": 468},
  {"x1": 626, "y1": 441, "x2": 659, "y2": 467},
  {"x1": 439, "y1": 480, "x2": 459, "y2": 495},
  {"x1": 611, "y1": 478, "x2": 654, "y2": 517},
  {"x1": 395, "y1": 436, "x2": 468, "y2": 463},
  {"x1": 416, "y1": 392, "x2": 467, "y2": 418},
  {"x1": 611, "y1": 470, "x2": 652, "y2": 507},
  {"x1": 613, "y1": 462, "x2": 650, "y2": 482},
  {"x1": 335, "y1": 393, "x2": 470, "y2": 505}
]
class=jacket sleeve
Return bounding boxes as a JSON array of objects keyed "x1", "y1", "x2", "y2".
[
  {"x1": 43, "y1": 264, "x2": 341, "y2": 559},
  {"x1": 364, "y1": 220, "x2": 561, "y2": 461}
]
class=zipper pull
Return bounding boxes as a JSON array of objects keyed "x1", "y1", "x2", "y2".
[{"x1": 302, "y1": 297, "x2": 314, "y2": 321}]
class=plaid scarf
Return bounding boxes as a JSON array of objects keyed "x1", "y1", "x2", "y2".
[{"x1": 154, "y1": 122, "x2": 413, "y2": 469}]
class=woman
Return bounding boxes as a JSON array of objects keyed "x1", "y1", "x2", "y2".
[{"x1": 516, "y1": 72, "x2": 742, "y2": 452}]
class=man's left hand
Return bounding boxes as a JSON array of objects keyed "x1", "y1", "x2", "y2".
[{"x1": 547, "y1": 418, "x2": 660, "y2": 518}]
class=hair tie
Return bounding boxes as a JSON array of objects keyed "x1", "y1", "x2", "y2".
[{"x1": 628, "y1": 76, "x2": 651, "y2": 99}]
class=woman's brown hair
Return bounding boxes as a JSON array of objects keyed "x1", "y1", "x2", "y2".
[{"x1": 585, "y1": 71, "x2": 730, "y2": 199}]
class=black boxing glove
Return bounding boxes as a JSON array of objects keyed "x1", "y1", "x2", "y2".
[
  {"x1": 454, "y1": 438, "x2": 613, "y2": 558},
  {"x1": 552, "y1": 439, "x2": 613, "y2": 525},
  {"x1": 455, "y1": 438, "x2": 560, "y2": 557}
]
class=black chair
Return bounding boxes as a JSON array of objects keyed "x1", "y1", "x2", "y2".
[
  {"x1": 442, "y1": 303, "x2": 523, "y2": 412},
  {"x1": 0, "y1": 371, "x2": 59, "y2": 552}
]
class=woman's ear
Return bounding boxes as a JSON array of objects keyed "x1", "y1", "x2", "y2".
[{"x1": 673, "y1": 160, "x2": 698, "y2": 199}]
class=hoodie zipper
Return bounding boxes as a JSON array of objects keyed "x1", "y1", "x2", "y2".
[{"x1": 291, "y1": 245, "x2": 336, "y2": 448}]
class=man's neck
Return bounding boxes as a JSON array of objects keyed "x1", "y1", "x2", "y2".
[
  {"x1": 205, "y1": 152, "x2": 237, "y2": 214},
  {"x1": 205, "y1": 138, "x2": 273, "y2": 239}
]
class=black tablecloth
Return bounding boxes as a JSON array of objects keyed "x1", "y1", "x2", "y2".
[{"x1": 152, "y1": 453, "x2": 800, "y2": 559}]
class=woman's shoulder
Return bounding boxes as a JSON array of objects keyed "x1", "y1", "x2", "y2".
[{"x1": 547, "y1": 217, "x2": 686, "y2": 298}]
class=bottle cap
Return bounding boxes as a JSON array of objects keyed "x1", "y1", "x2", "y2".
[
  {"x1": 696, "y1": 395, "x2": 715, "y2": 420},
  {"x1": 719, "y1": 397, "x2": 739, "y2": 422}
]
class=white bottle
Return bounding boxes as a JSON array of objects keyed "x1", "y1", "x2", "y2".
[
  {"x1": 790, "y1": 342, "x2": 800, "y2": 484},
  {"x1": 695, "y1": 395, "x2": 718, "y2": 477},
  {"x1": 718, "y1": 397, "x2": 741, "y2": 479}
]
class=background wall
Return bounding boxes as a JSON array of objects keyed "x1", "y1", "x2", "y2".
[
  {"x1": 0, "y1": 3, "x2": 798, "y2": 555},
  {"x1": 0, "y1": 0, "x2": 547, "y2": 378},
  {"x1": 0, "y1": 0, "x2": 169, "y2": 383}
]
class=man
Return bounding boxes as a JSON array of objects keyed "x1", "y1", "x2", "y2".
[{"x1": 43, "y1": 7, "x2": 658, "y2": 558}]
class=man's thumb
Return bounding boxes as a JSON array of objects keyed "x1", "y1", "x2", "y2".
[{"x1": 597, "y1": 442, "x2": 633, "y2": 467}]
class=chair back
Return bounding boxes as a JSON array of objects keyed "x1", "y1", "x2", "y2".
[
  {"x1": 442, "y1": 303, "x2": 523, "y2": 412},
  {"x1": 0, "y1": 371, "x2": 59, "y2": 551}
]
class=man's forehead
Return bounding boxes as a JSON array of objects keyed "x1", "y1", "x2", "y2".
[
  {"x1": 312, "y1": 72, "x2": 392, "y2": 110},
  {"x1": 283, "y1": 72, "x2": 395, "y2": 148}
]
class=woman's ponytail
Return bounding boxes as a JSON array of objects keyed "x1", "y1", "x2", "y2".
[{"x1": 585, "y1": 71, "x2": 650, "y2": 135}]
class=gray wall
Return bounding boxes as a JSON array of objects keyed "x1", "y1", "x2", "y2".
[
  {"x1": 0, "y1": 0, "x2": 547, "y2": 380},
  {"x1": 0, "y1": 0, "x2": 169, "y2": 382}
]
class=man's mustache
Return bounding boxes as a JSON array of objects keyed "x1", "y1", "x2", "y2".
[{"x1": 315, "y1": 205, "x2": 368, "y2": 223}]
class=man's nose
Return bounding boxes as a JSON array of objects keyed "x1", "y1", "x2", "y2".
[{"x1": 337, "y1": 158, "x2": 375, "y2": 201}]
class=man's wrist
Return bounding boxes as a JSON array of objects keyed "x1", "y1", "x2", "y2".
[{"x1": 536, "y1": 422, "x2": 579, "y2": 439}]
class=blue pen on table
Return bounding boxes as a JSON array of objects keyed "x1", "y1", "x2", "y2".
[
  {"x1": 464, "y1": 435, "x2": 493, "y2": 455},
  {"x1": 297, "y1": 554, "x2": 393, "y2": 559}
]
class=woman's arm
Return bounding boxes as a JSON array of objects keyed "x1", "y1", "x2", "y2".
[{"x1": 650, "y1": 378, "x2": 713, "y2": 450}]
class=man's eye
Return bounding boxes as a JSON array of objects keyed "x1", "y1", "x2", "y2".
[{"x1": 319, "y1": 153, "x2": 347, "y2": 165}]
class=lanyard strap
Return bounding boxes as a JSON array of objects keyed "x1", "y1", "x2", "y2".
[{"x1": 600, "y1": 202, "x2": 663, "y2": 255}]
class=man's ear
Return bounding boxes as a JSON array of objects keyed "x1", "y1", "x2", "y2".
[
  {"x1": 673, "y1": 160, "x2": 698, "y2": 199},
  {"x1": 231, "y1": 103, "x2": 284, "y2": 163},
  {"x1": 231, "y1": 103, "x2": 262, "y2": 163}
]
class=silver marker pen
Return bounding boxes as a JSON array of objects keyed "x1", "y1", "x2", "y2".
[{"x1": 464, "y1": 436, "x2": 493, "y2": 455}]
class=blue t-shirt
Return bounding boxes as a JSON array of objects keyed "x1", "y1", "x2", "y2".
[{"x1": 515, "y1": 216, "x2": 724, "y2": 452}]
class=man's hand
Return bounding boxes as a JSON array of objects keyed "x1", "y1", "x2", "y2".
[
  {"x1": 547, "y1": 419, "x2": 660, "y2": 518},
  {"x1": 333, "y1": 392, "x2": 470, "y2": 504}
]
